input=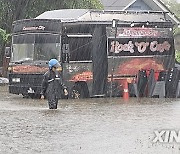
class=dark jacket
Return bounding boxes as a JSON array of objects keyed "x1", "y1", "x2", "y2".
[{"x1": 41, "y1": 69, "x2": 66, "y2": 99}]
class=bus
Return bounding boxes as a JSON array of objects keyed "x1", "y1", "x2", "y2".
[{"x1": 8, "y1": 9, "x2": 175, "y2": 98}]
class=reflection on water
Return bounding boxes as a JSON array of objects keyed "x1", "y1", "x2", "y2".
[{"x1": 0, "y1": 86, "x2": 180, "y2": 154}]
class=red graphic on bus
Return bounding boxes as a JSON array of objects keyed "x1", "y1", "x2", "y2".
[
  {"x1": 70, "y1": 71, "x2": 93, "y2": 82},
  {"x1": 116, "y1": 58, "x2": 164, "y2": 76}
]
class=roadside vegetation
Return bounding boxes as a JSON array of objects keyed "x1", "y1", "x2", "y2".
[{"x1": 161, "y1": 0, "x2": 180, "y2": 62}]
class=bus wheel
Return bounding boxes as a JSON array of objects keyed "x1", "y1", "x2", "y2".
[
  {"x1": 70, "y1": 84, "x2": 85, "y2": 99},
  {"x1": 28, "y1": 94, "x2": 41, "y2": 99},
  {"x1": 22, "y1": 93, "x2": 29, "y2": 98}
]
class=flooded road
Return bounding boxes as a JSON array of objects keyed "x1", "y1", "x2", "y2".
[{"x1": 0, "y1": 85, "x2": 180, "y2": 154}]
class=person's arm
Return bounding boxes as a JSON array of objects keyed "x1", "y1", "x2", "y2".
[
  {"x1": 40, "y1": 72, "x2": 48, "y2": 98},
  {"x1": 59, "y1": 76, "x2": 68, "y2": 95}
]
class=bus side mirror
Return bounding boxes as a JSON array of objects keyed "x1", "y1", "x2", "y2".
[
  {"x1": 5, "y1": 47, "x2": 11, "y2": 58},
  {"x1": 62, "y1": 44, "x2": 70, "y2": 63}
]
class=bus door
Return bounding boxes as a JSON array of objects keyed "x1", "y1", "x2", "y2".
[
  {"x1": 62, "y1": 34, "x2": 93, "y2": 97},
  {"x1": 91, "y1": 26, "x2": 108, "y2": 97}
]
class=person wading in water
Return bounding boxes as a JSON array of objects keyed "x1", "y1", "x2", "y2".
[{"x1": 41, "y1": 59, "x2": 68, "y2": 109}]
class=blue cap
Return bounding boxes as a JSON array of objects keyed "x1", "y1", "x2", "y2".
[{"x1": 48, "y1": 59, "x2": 60, "y2": 69}]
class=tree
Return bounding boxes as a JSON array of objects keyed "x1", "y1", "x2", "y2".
[
  {"x1": 161, "y1": 0, "x2": 180, "y2": 18},
  {"x1": 161, "y1": 0, "x2": 180, "y2": 63},
  {"x1": 0, "y1": 28, "x2": 11, "y2": 43},
  {"x1": 0, "y1": 28, "x2": 11, "y2": 68}
]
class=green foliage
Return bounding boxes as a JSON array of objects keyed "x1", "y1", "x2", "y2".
[
  {"x1": 174, "y1": 27, "x2": 180, "y2": 36},
  {"x1": 175, "y1": 51, "x2": 180, "y2": 63},
  {"x1": 0, "y1": 28, "x2": 11, "y2": 43},
  {"x1": 161, "y1": 0, "x2": 180, "y2": 18},
  {"x1": 161, "y1": 0, "x2": 180, "y2": 63}
]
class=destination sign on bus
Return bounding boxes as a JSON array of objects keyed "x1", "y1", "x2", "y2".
[
  {"x1": 23, "y1": 25, "x2": 45, "y2": 31},
  {"x1": 13, "y1": 19, "x2": 62, "y2": 34}
]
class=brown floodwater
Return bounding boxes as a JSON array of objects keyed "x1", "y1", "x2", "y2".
[{"x1": 0, "y1": 85, "x2": 180, "y2": 154}]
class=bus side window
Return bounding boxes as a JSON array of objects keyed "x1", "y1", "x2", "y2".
[{"x1": 68, "y1": 37, "x2": 92, "y2": 61}]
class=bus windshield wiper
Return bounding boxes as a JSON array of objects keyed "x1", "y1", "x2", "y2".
[{"x1": 14, "y1": 58, "x2": 33, "y2": 64}]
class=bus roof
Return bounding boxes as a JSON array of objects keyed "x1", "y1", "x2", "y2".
[
  {"x1": 12, "y1": 9, "x2": 174, "y2": 34},
  {"x1": 35, "y1": 9, "x2": 171, "y2": 24}
]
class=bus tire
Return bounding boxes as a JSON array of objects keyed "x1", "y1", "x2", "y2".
[
  {"x1": 22, "y1": 93, "x2": 29, "y2": 98},
  {"x1": 28, "y1": 94, "x2": 41, "y2": 99},
  {"x1": 70, "y1": 83, "x2": 89, "y2": 99}
]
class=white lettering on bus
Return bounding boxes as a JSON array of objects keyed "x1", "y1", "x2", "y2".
[
  {"x1": 150, "y1": 41, "x2": 171, "y2": 53},
  {"x1": 110, "y1": 41, "x2": 135, "y2": 53},
  {"x1": 23, "y1": 26, "x2": 45, "y2": 31},
  {"x1": 110, "y1": 40, "x2": 171, "y2": 54},
  {"x1": 135, "y1": 42, "x2": 149, "y2": 53},
  {"x1": 117, "y1": 28, "x2": 160, "y2": 37}
]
